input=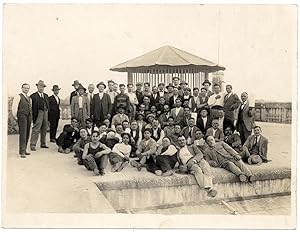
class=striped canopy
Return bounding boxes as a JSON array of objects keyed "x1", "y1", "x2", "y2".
[{"x1": 110, "y1": 45, "x2": 225, "y2": 73}]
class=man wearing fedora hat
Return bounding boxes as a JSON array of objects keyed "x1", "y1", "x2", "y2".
[
  {"x1": 70, "y1": 80, "x2": 80, "y2": 104},
  {"x1": 164, "y1": 83, "x2": 174, "y2": 103},
  {"x1": 71, "y1": 84, "x2": 90, "y2": 127},
  {"x1": 242, "y1": 126, "x2": 270, "y2": 165},
  {"x1": 91, "y1": 82, "x2": 112, "y2": 127},
  {"x1": 202, "y1": 80, "x2": 214, "y2": 97},
  {"x1": 48, "y1": 85, "x2": 61, "y2": 143},
  {"x1": 30, "y1": 80, "x2": 49, "y2": 151},
  {"x1": 172, "y1": 76, "x2": 181, "y2": 90}
]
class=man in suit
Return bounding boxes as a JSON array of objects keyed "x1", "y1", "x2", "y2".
[
  {"x1": 189, "y1": 87, "x2": 201, "y2": 113},
  {"x1": 206, "y1": 119, "x2": 225, "y2": 142},
  {"x1": 182, "y1": 117, "x2": 201, "y2": 145},
  {"x1": 202, "y1": 80, "x2": 214, "y2": 97},
  {"x1": 91, "y1": 82, "x2": 112, "y2": 127},
  {"x1": 224, "y1": 125, "x2": 244, "y2": 153},
  {"x1": 87, "y1": 84, "x2": 95, "y2": 116},
  {"x1": 169, "y1": 87, "x2": 183, "y2": 109},
  {"x1": 70, "y1": 80, "x2": 80, "y2": 104},
  {"x1": 223, "y1": 85, "x2": 241, "y2": 125},
  {"x1": 236, "y1": 92, "x2": 256, "y2": 144},
  {"x1": 172, "y1": 76, "x2": 181, "y2": 90},
  {"x1": 30, "y1": 80, "x2": 49, "y2": 151},
  {"x1": 199, "y1": 88, "x2": 209, "y2": 109},
  {"x1": 71, "y1": 84, "x2": 90, "y2": 127},
  {"x1": 243, "y1": 126, "x2": 270, "y2": 165},
  {"x1": 135, "y1": 82, "x2": 144, "y2": 105},
  {"x1": 157, "y1": 83, "x2": 167, "y2": 99},
  {"x1": 182, "y1": 106, "x2": 192, "y2": 128},
  {"x1": 12, "y1": 83, "x2": 32, "y2": 158},
  {"x1": 150, "y1": 86, "x2": 160, "y2": 106},
  {"x1": 164, "y1": 83, "x2": 174, "y2": 104},
  {"x1": 170, "y1": 98, "x2": 185, "y2": 127},
  {"x1": 158, "y1": 104, "x2": 171, "y2": 128},
  {"x1": 197, "y1": 107, "x2": 212, "y2": 135},
  {"x1": 177, "y1": 135, "x2": 217, "y2": 198},
  {"x1": 106, "y1": 80, "x2": 118, "y2": 105},
  {"x1": 111, "y1": 106, "x2": 130, "y2": 131},
  {"x1": 48, "y1": 85, "x2": 61, "y2": 143},
  {"x1": 204, "y1": 136, "x2": 254, "y2": 183},
  {"x1": 214, "y1": 106, "x2": 234, "y2": 132}
]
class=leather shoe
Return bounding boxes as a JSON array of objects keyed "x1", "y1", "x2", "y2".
[
  {"x1": 41, "y1": 145, "x2": 49, "y2": 148},
  {"x1": 50, "y1": 139, "x2": 56, "y2": 143},
  {"x1": 99, "y1": 169, "x2": 105, "y2": 176},
  {"x1": 20, "y1": 154, "x2": 26, "y2": 158},
  {"x1": 25, "y1": 152, "x2": 31, "y2": 155},
  {"x1": 30, "y1": 146, "x2": 36, "y2": 151}
]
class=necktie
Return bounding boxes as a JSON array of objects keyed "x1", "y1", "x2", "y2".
[
  {"x1": 254, "y1": 136, "x2": 258, "y2": 145},
  {"x1": 189, "y1": 128, "x2": 192, "y2": 137},
  {"x1": 225, "y1": 94, "x2": 229, "y2": 101}
]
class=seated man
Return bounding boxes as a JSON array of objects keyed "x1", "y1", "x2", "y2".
[
  {"x1": 204, "y1": 136, "x2": 254, "y2": 182},
  {"x1": 163, "y1": 116, "x2": 175, "y2": 138},
  {"x1": 130, "y1": 128, "x2": 157, "y2": 171},
  {"x1": 82, "y1": 131, "x2": 111, "y2": 176},
  {"x1": 151, "y1": 119, "x2": 165, "y2": 145},
  {"x1": 147, "y1": 137, "x2": 178, "y2": 177},
  {"x1": 129, "y1": 120, "x2": 142, "y2": 158},
  {"x1": 100, "y1": 129, "x2": 120, "y2": 149},
  {"x1": 243, "y1": 126, "x2": 270, "y2": 165},
  {"x1": 193, "y1": 130, "x2": 208, "y2": 154},
  {"x1": 224, "y1": 126, "x2": 243, "y2": 153},
  {"x1": 109, "y1": 133, "x2": 131, "y2": 172},
  {"x1": 182, "y1": 117, "x2": 201, "y2": 145},
  {"x1": 56, "y1": 117, "x2": 80, "y2": 153},
  {"x1": 85, "y1": 118, "x2": 98, "y2": 136},
  {"x1": 111, "y1": 105, "x2": 130, "y2": 131},
  {"x1": 168, "y1": 124, "x2": 182, "y2": 149},
  {"x1": 122, "y1": 120, "x2": 131, "y2": 133},
  {"x1": 177, "y1": 135, "x2": 217, "y2": 198},
  {"x1": 72, "y1": 128, "x2": 91, "y2": 165},
  {"x1": 206, "y1": 119, "x2": 224, "y2": 142}
]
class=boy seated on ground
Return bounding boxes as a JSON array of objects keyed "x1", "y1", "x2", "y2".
[
  {"x1": 56, "y1": 117, "x2": 80, "y2": 153},
  {"x1": 130, "y1": 128, "x2": 157, "y2": 171},
  {"x1": 72, "y1": 128, "x2": 91, "y2": 165},
  {"x1": 177, "y1": 135, "x2": 217, "y2": 198},
  {"x1": 82, "y1": 131, "x2": 111, "y2": 176},
  {"x1": 147, "y1": 137, "x2": 178, "y2": 177},
  {"x1": 242, "y1": 126, "x2": 270, "y2": 165},
  {"x1": 109, "y1": 133, "x2": 132, "y2": 172},
  {"x1": 206, "y1": 119, "x2": 224, "y2": 142}
]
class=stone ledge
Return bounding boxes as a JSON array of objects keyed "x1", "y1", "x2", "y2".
[{"x1": 96, "y1": 166, "x2": 291, "y2": 191}]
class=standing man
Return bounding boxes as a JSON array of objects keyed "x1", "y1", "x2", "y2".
[
  {"x1": 150, "y1": 86, "x2": 160, "y2": 106},
  {"x1": 12, "y1": 83, "x2": 32, "y2": 158},
  {"x1": 71, "y1": 84, "x2": 90, "y2": 127},
  {"x1": 172, "y1": 76, "x2": 181, "y2": 90},
  {"x1": 223, "y1": 84, "x2": 241, "y2": 125},
  {"x1": 113, "y1": 84, "x2": 130, "y2": 115},
  {"x1": 87, "y1": 84, "x2": 95, "y2": 116},
  {"x1": 48, "y1": 85, "x2": 61, "y2": 143},
  {"x1": 142, "y1": 82, "x2": 152, "y2": 97},
  {"x1": 158, "y1": 83, "x2": 167, "y2": 99},
  {"x1": 165, "y1": 83, "x2": 174, "y2": 104},
  {"x1": 207, "y1": 83, "x2": 226, "y2": 118},
  {"x1": 135, "y1": 82, "x2": 144, "y2": 105},
  {"x1": 91, "y1": 82, "x2": 112, "y2": 127},
  {"x1": 170, "y1": 98, "x2": 185, "y2": 127},
  {"x1": 189, "y1": 87, "x2": 201, "y2": 113},
  {"x1": 30, "y1": 80, "x2": 49, "y2": 151},
  {"x1": 236, "y1": 92, "x2": 256, "y2": 144},
  {"x1": 202, "y1": 80, "x2": 214, "y2": 97},
  {"x1": 182, "y1": 117, "x2": 201, "y2": 145},
  {"x1": 70, "y1": 80, "x2": 80, "y2": 104},
  {"x1": 169, "y1": 87, "x2": 183, "y2": 109},
  {"x1": 106, "y1": 80, "x2": 118, "y2": 105}
]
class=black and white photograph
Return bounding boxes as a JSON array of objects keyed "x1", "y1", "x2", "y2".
[{"x1": 2, "y1": 2, "x2": 297, "y2": 229}]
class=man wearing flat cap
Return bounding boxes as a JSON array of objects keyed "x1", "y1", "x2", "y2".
[
  {"x1": 30, "y1": 80, "x2": 49, "y2": 151},
  {"x1": 70, "y1": 80, "x2": 80, "y2": 104},
  {"x1": 91, "y1": 82, "x2": 112, "y2": 127},
  {"x1": 135, "y1": 82, "x2": 144, "y2": 105},
  {"x1": 172, "y1": 76, "x2": 181, "y2": 90},
  {"x1": 48, "y1": 85, "x2": 61, "y2": 143}
]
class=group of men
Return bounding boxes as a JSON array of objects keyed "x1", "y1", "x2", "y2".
[{"x1": 13, "y1": 76, "x2": 270, "y2": 197}]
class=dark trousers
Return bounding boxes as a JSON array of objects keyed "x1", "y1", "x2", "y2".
[
  {"x1": 56, "y1": 133, "x2": 74, "y2": 150},
  {"x1": 237, "y1": 121, "x2": 251, "y2": 145},
  {"x1": 84, "y1": 154, "x2": 108, "y2": 171},
  {"x1": 156, "y1": 154, "x2": 178, "y2": 172},
  {"x1": 49, "y1": 117, "x2": 59, "y2": 140},
  {"x1": 17, "y1": 113, "x2": 31, "y2": 154}
]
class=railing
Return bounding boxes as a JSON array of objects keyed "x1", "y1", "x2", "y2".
[{"x1": 254, "y1": 102, "x2": 292, "y2": 124}]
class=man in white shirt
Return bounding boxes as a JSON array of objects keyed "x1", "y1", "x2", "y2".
[
  {"x1": 151, "y1": 119, "x2": 165, "y2": 145},
  {"x1": 177, "y1": 135, "x2": 217, "y2": 198},
  {"x1": 106, "y1": 80, "x2": 118, "y2": 104},
  {"x1": 208, "y1": 83, "x2": 226, "y2": 118},
  {"x1": 12, "y1": 83, "x2": 32, "y2": 158}
]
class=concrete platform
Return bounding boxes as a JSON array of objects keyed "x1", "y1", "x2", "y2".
[{"x1": 4, "y1": 121, "x2": 292, "y2": 214}]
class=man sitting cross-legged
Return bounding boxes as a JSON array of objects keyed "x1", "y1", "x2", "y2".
[
  {"x1": 242, "y1": 126, "x2": 270, "y2": 165},
  {"x1": 223, "y1": 125, "x2": 244, "y2": 153},
  {"x1": 204, "y1": 136, "x2": 255, "y2": 183},
  {"x1": 72, "y1": 128, "x2": 91, "y2": 165},
  {"x1": 177, "y1": 135, "x2": 218, "y2": 198},
  {"x1": 109, "y1": 133, "x2": 132, "y2": 172},
  {"x1": 147, "y1": 137, "x2": 178, "y2": 177},
  {"x1": 130, "y1": 128, "x2": 157, "y2": 171},
  {"x1": 82, "y1": 131, "x2": 111, "y2": 176}
]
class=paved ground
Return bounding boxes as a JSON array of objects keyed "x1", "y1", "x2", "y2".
[{"x1": 3, "y1": 121, "x2": 292, "y2": 214}]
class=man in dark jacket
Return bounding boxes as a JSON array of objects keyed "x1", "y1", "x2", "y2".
[
  {"x1": 48, "y1": 85, "x2": 61, "y2": 143},
  {"x1": 70, "y1": 80, "x2": 80, "y2": 104},
  {"x1": 29, "y1": 80, "x2": 49, "y2": 151}
]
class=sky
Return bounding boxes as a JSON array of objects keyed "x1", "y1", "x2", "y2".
[{"x1": 3, "y1": 4, "x2": 297, "y2": 101}]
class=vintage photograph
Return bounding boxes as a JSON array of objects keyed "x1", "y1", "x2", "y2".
[{"x1": 2, "y1": 3, "x2": 297, "y2": 229}]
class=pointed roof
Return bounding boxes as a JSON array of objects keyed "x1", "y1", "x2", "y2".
[{"x1": 110, "y1": 45, "x2": 225, "y2": 72}]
